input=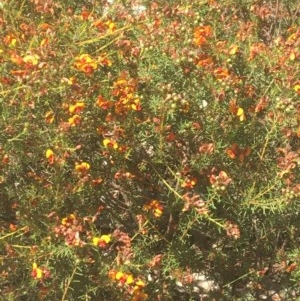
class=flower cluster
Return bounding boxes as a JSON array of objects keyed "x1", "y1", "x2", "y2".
[
  {"x1": 108, "y1": 269, "x2": 147, "y2": 300},
  {"x1": 67, "y1": 101, "x2": 86, "y2": 127},
  {"x1": 112, "y1": 73, "x2": 141, "y2": 114}
]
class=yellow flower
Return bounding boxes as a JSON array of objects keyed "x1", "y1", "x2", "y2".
[
  {"x1": 105, "y1": 20, "x2": 116, "y2": 32},
  {"x1": 75, "y1": 162, "x2": 90, "y2": 173},
  {"x1": 143, "y1": 200, "x2": 163, "y2": 218},
  {"x1": 61, "y1": 214, "x2": 76, "y2": 225},
  {"x1": 98, "y1": 53, "x2": 112, "y2": 67},
  {"x1": 23, "y1": 54, "x2": 40, "y2": 66},
  {"x1": 74, "y1": 54, "x2": 97, "y2": 74},
  {"x1": 45, "y1": 149, "x2": 55, "y2": 164},
  {"x1": 92, "y1": 235, "x2": 111, "y2": 248},
  {"x1": 126, "y1": 274, "x2": 134, "y2": 284},
  {"x1": 69, "y1": 102, "x2": 85, "y2": 114},
  {"x1": 45, "y1": 149, "x2": 54, "y2": 159},
  {"x1": 228, "y1": 44, "x2": 239, "y2": 55},
  {"x1": 44, "y1": 111, "x2": 54, "y2": 124},
  {"x1": 4, "y1": 34, "x2": 17, "y2": 47},
  {"x1": 100, "y1": 234, "x2": 111, "y2": 244},
  {"x1": 32, "y1": 262, "x2": 43, "y2": 279},
  {"x1": 115, "y1": 271, "x2": 124, "y2": 280},
  {"x1": 134, "y1": 279, "x2": 146, "y2": 291},
  {"x1": 237, "y1": 107, "x2": 246, "y2": 121},
  {"x1": 68, "y1": 114, "x2": 81, "y2": 126},
  {"x1": 92, "y1": 237, "x2": 100, "y2": 246},
  {"x1": 103, "y1": 138, "x2": 118, "y2": 149},
  {"x1": 294, "y1": 84, "x2": 300, "y2": 94}
]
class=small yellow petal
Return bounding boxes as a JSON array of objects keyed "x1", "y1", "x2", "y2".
[
  {"x1": 237, "y1": 107, "x2": 245, "y2": 121},
  {"x1": 100, "y1": 234, "x2": 111, "y2": 244},
  {"x1": 126, "y1": 274, "x2": 134, "y2": 284},
  {"x1": 36, "y1": 268, "x2": 43, "y2": 279},
  {"x1": 294, "y1": 84, "x2": 300, "y2": 92},
  {"x1": 115, "y1": 272, "x2": 124, "y2": 280},
  {"x1": 45, "y1": 149, "x2": 54, "y2": 158},
  {"x1": 92, "y1": 237, "x2": 100, "y2": 246},
  {"x1": 135, "y1": 279, "x2": 145, "y2": 288}
]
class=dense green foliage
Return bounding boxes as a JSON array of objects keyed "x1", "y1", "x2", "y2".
[{"x1": 0, "y1": 0, "x2": 299, "y2": 300}]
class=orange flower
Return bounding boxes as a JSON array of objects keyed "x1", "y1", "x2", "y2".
[
  {"x1": 96, "y1": 95, "x2": 113, "y2": 109},
  {"x1": 131, "y1": 97, "x2": 141, "y2": 111},
  {"x1": 193, "y1": 26, "x2": 212, "y2": 47},
  {"x1": 196, "y1": 54, "x2": 213, "y2": 67},
  {"x1": 93, "y1": 19, "x2": 116, "y2": 32},
  {"x1": 74, "y1": 54, "x2": 97, "y2": 74},
  {"x1": 69, "y1": 102, "x2": 85, "y2": 114},
  {"x1": 75, "y1": 162, "x2": 90, "y2": 173},
  {"x1": 132, "y1": 290, "x2": 148, "y2": 301},
  {"x1": 10, "y1": 53, "x2": 23, "y2": 65},
  {"x1": 226, "y1": 143, "x2": 251, "y2": 162},
  {"x1": 45, "y1": 111, "x2": 54, "y2": 123},
  {"x1": 108, "y1": 269, "x2": 117, "y2": 280},
  {"x1": 98, "y1": 53, "x2": 112, "y2": 67},
  {"x1": 2, "y1": 154, "x2": 9, "y2": 164},
  {"x1": 214, "y1": 67, "x2": 230, "y2": 80},
  {"x1": 4, "y1": 34, "x2": 17, "y2": 47},
  {"x1": 112, "y1": 74, "x2": 142, "y2": 113},
  {"x1": 248, "y1": 43, "x2": 266, "y2": 60},
  {"x1": 181, "y1": 178, "x2": 197, "y2": 189},
  {"x1": 143, "y1": 200, "x2": 163, "y2": 218},
  {"x1": 286, "y1": 262, "x2": 297, "y2": 273},
  {"x1": 9, "y1": 223, "x2": 17, "y2": 231},
  {"x1": 91, "y1": 177, "x2": 103, "y2": 185}
]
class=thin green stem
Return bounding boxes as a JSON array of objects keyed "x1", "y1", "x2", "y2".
[{"x1": 61, "y1": 265, "x2": 78, "y2": 301}]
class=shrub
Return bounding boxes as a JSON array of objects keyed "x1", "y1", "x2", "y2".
[{"x1": 0, "y1": 0, "x2": 299, "y2": 300}]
